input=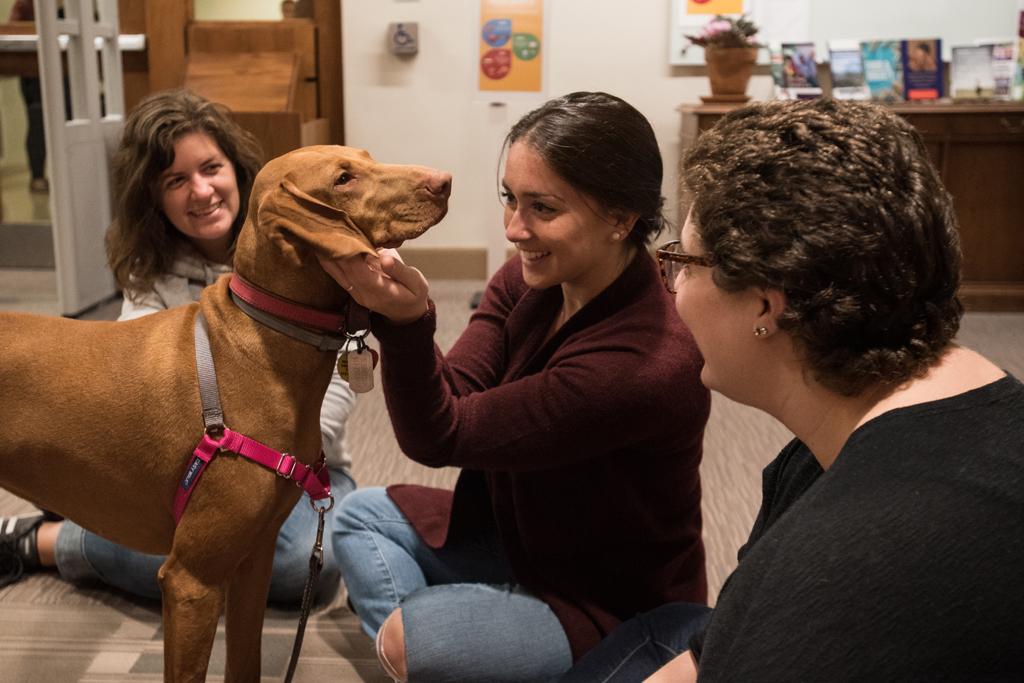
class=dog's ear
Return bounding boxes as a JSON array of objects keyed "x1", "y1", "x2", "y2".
[{"x1": 258, "y1": 177, "x2": 375, "y2": 267}]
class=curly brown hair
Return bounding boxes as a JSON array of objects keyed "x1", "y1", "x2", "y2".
[
  {"x1": 105, "y1": 89, "x2": 264, "y2": 297},
  {"x1": 681, "y1": 98, "x2": 963, "y2": 396}
]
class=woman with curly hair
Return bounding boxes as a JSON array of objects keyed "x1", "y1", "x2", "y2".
[
  {"x1": 0, "y1": 89, "x2": 357, "y2": 605},
  {"x1": 561, "y1": 98, "x2": 1024, "y2": 682}
]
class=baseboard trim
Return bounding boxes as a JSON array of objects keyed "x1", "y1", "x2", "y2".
[{"x1": 395, "y1": 247, "x2": 488, "y2": 280}]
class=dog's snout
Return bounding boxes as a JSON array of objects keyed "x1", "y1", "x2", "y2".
[{"x1": 423, "y1": 170, "x2": 452, "y2": 200}]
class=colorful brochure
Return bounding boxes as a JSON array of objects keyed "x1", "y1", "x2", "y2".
[
  {"x1": 901, "y1": 39, "x2": 944, "y2": 100},
  {"x1": 861, "y1": 41, "x2": 905, "y2": 102}
]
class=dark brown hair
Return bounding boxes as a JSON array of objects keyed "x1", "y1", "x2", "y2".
[
  {"x1": 105, "y1": 89, "x2": 263, "y2": 296},
  {"x1": 681, "y1": 98, "x2": 963, "y2": 396},
  {"x1": 503, "y1": 91, "x2": 667, "y2": 249}
]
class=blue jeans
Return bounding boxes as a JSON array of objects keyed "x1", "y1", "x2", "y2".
[
  {"x1": 333, "y1": 486, "x2": 574, "y2": 683},
  {"x1": 557, "y1": 602, "x2": 713, "y2": 683},
  {"x1": 54, "y1": 467, "x2": 356, "y2": 606}
]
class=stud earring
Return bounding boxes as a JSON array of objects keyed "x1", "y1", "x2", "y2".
[
  {"x1": 612, "y1": 232, "x2": 623, "y2": 241},
  {"x1": 754, "y1": 327, "x2": 768, "y2": 337}
]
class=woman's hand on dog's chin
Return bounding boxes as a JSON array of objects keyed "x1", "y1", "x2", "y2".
[{"x1": 318, "y1": 249, "x2": 429, "y2": 325}]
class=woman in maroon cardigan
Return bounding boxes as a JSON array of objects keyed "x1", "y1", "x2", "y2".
[{"x1": 319, "y1": 92, "x2": 712, "y2": 682}]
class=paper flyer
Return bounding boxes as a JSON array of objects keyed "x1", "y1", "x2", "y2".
[{"x1": 479, "y1": 0, "x2": 543, "y2": 92}]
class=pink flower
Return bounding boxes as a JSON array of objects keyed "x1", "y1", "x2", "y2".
[{"x1": 683, "y1": 14, "x2": 763, "y2": 50}]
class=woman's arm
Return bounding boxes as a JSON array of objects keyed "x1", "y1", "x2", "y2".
[
  {"x1": 369, "y1": 277, "x2": 701, "y2": 471},
  {"x1": 321, "y1": 250, "x2": 706, "y2": 472}
]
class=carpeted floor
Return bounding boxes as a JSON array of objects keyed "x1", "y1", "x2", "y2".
[{"x1": 1, "y1": 278, "x2": 1022, "y2": 682}]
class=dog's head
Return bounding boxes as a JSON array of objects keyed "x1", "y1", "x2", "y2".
[{"x1": 234, "y1": 145, "x2": 451, "y2": 305}]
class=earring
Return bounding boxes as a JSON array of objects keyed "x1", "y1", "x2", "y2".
[
  {"x1": 754, "y1": 327, "x2": 768, "y2": 337},
  {"x1": 612, "y1": 232, "x2": 623, "y2": 241}
]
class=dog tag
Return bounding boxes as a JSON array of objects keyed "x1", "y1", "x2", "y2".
[
  {"x1": 337, "y1": 353, "x2": 350, "y2": 382},
  {"x1": 347, "y1": 348, "x2": 376, "y2": 393}
]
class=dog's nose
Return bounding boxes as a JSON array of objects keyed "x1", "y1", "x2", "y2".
[{"x1": 423, "y1": 170, "x2": 452, "y2": 200}]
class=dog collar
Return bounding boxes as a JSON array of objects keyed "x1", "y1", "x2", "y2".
[
  {"x1": 229, "y1": 274, "x2": 346, "y2": 332},
  {"x1": 228, "y1": 274, "x2": 370, "y2": 352}
]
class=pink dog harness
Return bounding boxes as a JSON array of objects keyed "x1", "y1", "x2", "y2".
[{"x1": 173, "y1": 311, "x2": 333, "y2": 525}]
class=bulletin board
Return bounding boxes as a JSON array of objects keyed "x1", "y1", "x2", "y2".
[{"x1": 670, "y1": 0, "x2": 1021, "y2": 66}]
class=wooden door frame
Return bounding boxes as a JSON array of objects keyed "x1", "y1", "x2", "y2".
[{"x1": 137, "y1": 0, "x2": 343, "y2": 144}]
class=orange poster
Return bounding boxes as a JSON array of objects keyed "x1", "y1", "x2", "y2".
[
  {"x1": 687, "y1": 0, "x2": 743, "y2": 14},
  {"x1": 479, "y1": 0, "x2": 543, "y2": 92}
]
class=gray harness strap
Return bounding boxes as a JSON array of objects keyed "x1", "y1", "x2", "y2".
[
  {"x1": 193, "y1": 312, "x2": 225, "y2": 433},
  {"x1": 188, "y1": 310, "x2": 330, "y2": 682}
]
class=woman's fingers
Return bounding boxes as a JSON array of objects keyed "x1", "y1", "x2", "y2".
[
  {"x1": 317, "y1": 250, "x2": 429, "y2": 324},
  {"x1": 316, "y1": 253, "x2": 354, "y2": 291},
  {"x1": 378, "y1": 250, "x2": 429, "y2": 299}
]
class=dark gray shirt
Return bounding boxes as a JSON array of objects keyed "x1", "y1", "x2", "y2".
[{"x1": 693, "y1": 374, "x2": 1024, "y2": 682}]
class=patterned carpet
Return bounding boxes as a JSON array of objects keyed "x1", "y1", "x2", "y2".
[{"x1": 1, "y1": 278, "x2": 1021, "y2": 682}]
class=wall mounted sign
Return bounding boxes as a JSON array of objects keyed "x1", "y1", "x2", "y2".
[{"x1": 479, "y1": 0, "x2": 543, "y2": 92}]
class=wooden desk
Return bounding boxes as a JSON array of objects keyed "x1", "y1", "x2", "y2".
[{"x1": 677, "y1": 102, "x2": 1024, "y2": 311}]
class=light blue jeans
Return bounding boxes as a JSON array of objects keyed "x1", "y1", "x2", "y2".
[
  {"x1": 333, "y1": 486, "x2": 574, "y2": 683},
  {"x1": 54, "y1": 467, "x2": 355, "y2": 606}
]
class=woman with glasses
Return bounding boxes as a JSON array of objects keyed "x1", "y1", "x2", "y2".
[
  {"x1": 316, "y1": 91, "x2": 712, "y2": 682},
  {"x1": 562, "y1": 98, "x2": 1024, "y2": 682}
]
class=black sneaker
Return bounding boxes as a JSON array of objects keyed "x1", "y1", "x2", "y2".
[
  {"x1": 40, "y1": 510, "x2": 64, "y2": 523},
  {"x1": 0, "y1": 513, "x2": 45, "y2": 588}
]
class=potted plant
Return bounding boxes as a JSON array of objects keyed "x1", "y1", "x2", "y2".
[{"x1": 685, "y1": 15, "x2": 764, "y2": 101}]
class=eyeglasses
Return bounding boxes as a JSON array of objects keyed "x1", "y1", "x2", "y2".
[{"x1": 656, "y1": 240, "x2": 713, "y2": 294}]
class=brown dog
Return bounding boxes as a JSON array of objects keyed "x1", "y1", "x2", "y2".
[{"x1": 0, "y1": 145, "x2": 450, "y2": 682}]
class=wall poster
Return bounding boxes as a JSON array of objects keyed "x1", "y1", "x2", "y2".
[{"x1": 479, "y1": 0, "x2": 544, "y2": 92}]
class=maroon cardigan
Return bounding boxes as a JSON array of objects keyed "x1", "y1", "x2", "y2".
[{"x1": 373, "y1": 253, "x2": 711, "y2": 661}]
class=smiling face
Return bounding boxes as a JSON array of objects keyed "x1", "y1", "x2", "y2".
[
  {"x1": 158, "y1": 132, "x2": 239, "y2": 264},
  {"x1": 502, "y1": 142, "x2": 632, "y2": 300}
]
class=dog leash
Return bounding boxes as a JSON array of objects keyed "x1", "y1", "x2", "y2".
[{"x1": 181, "y1": 312, "x2": 335, "y2": 681}]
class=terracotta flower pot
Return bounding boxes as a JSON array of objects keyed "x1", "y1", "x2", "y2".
[{"x1": 705, "y1": 46, "x2": 759, "y2": 97}]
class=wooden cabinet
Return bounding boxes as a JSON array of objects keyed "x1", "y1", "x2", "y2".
[{"x1": 677, "y1": 103, "x2": 1024, "y2": 311}]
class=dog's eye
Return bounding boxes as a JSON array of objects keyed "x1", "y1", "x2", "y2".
[{"x1": 336, "y1": 172, "x2": 353, "y2": 186}]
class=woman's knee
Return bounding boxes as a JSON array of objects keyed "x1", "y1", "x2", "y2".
[
  {"x1": 334, "y1": 486, "x2": 393, "y2": 533},
  {"x1": 376, "y1": 608, "x2": 408, "y2": 681}
]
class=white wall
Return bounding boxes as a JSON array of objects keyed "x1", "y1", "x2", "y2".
[{"x1": 342, "y1": 0, "x2": 774, "y2": 267}]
